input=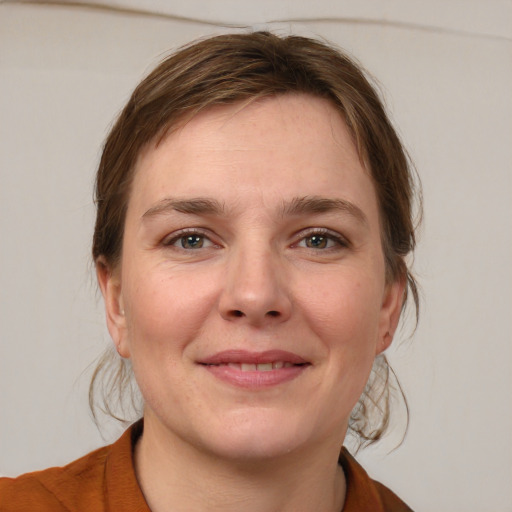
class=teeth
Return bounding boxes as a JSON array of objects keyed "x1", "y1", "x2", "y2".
[
  {"x1": 256, "y1": 363, "x2": 273, "y2": 371},
  {"x1": 224, "y1": 361, "x2": 294, "y2": 371}
]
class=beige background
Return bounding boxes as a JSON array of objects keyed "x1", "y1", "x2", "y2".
[{"x1": 1, "y1": 1, "x2": 511, "y2": 510}]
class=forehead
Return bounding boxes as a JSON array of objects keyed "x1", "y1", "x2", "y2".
[{"x1": 129, "y1": 94, "x2": 378, "y2": 222}]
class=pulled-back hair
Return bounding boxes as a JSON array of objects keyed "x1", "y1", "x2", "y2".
[{"x1": 91, "y1": 31, "x2": 420, "y2": 447}]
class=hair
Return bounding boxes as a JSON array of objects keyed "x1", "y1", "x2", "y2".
[{"x1": 90, "y1": 31, "x2": 420, "y2": 447}]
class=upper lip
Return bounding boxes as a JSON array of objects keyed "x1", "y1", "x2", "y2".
[{"x1": 198, "y1": 350, "x2": 309, "y2": 365}]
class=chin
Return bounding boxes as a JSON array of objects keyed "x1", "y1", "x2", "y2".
[
  {"x1": 195, "y1": 409, "x2": 316, "y2": 462},
  {"x1": 206, "y1": 434, "x2": 305, "y2": 462}
]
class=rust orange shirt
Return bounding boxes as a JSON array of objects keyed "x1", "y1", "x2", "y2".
[{"x1": 0, "y1": 421, "x2": 412, "y2": 511}]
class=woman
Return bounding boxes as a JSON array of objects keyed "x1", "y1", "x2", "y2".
[{"x1": 0, "y1": 32, "x2": 419, "y2": 511}]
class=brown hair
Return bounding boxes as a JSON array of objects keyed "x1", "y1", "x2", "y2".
[{"x1": 90, "y1": 31, "x2": 420, "y2": 446}]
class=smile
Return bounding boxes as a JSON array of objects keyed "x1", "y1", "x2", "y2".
[
  {"x1": 198, "y1": 350, "x2": 310, "y2": 388},
  {"x1": 206, "y1": 362, "x2": 297, "y2": 371}
]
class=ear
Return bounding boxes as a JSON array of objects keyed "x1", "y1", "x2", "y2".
[
  {"x1": 96, "y1": 257, "x2": 130, "y2": 358},
  {"x1": 376, "y1": 276, "x2": 406, "y2": 355}
]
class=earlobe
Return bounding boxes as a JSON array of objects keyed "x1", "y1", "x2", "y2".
[
  {"x1": 96, "y1": 258, "x2": 131, "y2": 359},
  {"x1": 376, "y1": 277, "x2": 406, "y2": 355}
]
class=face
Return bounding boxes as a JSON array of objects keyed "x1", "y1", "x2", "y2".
[{"x1": 99, "y1": 94, "x2": 404, "y2": 462}]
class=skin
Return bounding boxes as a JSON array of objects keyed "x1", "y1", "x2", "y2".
[{"x1": 97, "y1": 94, "x2": 404, "y2": 512}]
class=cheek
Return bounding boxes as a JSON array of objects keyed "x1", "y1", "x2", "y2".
[
  {"x1": 121, "y1": 267, "x2": 221, "y2": 414},
  {"x1": 301, "y1": 270, "x2": 382, "y2": 343},
  {"x1": 298, "y1": 268, "x2": 384, "y2": 400},
  {"x1": 123, "y1": 265, "x2": 220, "y2": 358}
]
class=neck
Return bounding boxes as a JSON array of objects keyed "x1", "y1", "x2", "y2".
[{"x1": 134, "y1": 415, "x2": 346, "y2": 512}]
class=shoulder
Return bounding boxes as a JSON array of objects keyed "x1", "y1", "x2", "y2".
[
  {"x1": 373, "y1": 480, "x2": 414, "y2": 512},
  {"x1": 0, "y1": 421, "x2": 147, "y2": 512},
  {"x1": 0, "y1": 445, "x2": 110, "y2": 512},
  {"x1": 339, "y1": 447, "x2": 414, "y2": 512},
  {"x1": 0, "y1": 473, "x2": 66, "y2": 512}
]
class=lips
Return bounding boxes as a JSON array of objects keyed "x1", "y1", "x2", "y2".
[
  {"x1": 199, "y1": 349, "x2": 308, "y2": 366},
  {"x1": 198, "y1": 350, "x2": 310, "y2": 388},
  {"x1": 199, "y1": 350, "x2": 309, "y2": 371}
]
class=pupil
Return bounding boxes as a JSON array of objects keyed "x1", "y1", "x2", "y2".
[
  {"x1": 183, "y1": 235, "x2": 203, "y2": 248},
  {"x1": 308, "y1": 235, "x2": 326, "y2": 248}
]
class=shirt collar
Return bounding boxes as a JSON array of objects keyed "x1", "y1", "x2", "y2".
[{"x1": 105, "y1": 420, "x2": 386, "y2": 512}]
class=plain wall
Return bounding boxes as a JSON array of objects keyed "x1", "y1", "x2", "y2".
[{"x1": 1, "y1": 2, "x2": 511, "y2": 510}]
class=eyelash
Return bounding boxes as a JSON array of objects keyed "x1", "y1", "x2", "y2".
[
  {"x1": 162, "y1": 229, "x2": 216, "y2": 250},
  {"x1": 162, "y1": 228, "x2": 349, "y2": 252},
  {"x1": 294, "y1": 228, "x2": 350, "y2": 251}
]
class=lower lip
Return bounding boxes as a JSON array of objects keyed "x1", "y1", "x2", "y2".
[{"x1": 202, "y1": 364, "x2": 309, "y2": 389}]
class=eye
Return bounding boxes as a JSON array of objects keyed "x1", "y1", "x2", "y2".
[
  {"x1": 180, "y1": 234, "x2": 207, "y2": 249},
  {"x1": 296, "y1": 230, "x2": 348, "y2": 250},
  {"x1": 164, "y1": 231, "x2": 215, "y2": 250},
  {"x1": 303, "y1": 234, "x2": 332, "y2": 249}
]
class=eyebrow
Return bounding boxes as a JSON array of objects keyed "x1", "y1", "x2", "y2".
[
  {"x1": 281, "y1": 196, "x2": 368, "y2": 225},
  {"x1": 142, "y1": 195, "x2": 367, "y2": 225},
  {"x1": 142, "y1": 197, "x2": 225, "y2": 219}
]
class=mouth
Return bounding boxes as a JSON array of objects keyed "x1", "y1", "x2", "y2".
[
  {"x1": 198, "y1": 350, "x2": 310, "y2": 388},
  {"x1": 205, "y1": 361, "x2": 301, "y2": 371}
]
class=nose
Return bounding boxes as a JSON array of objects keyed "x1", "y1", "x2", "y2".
[{"x1": 218, "y1": 245, "x2": 292, "y2": 327}]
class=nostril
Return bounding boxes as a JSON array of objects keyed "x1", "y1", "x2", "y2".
[
  {"x1": 266, "y1": 310, "x2": 280, "y2": 317},
  {"x1": 232, "y1": 310, "x2": 244, "y2": 317}
]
